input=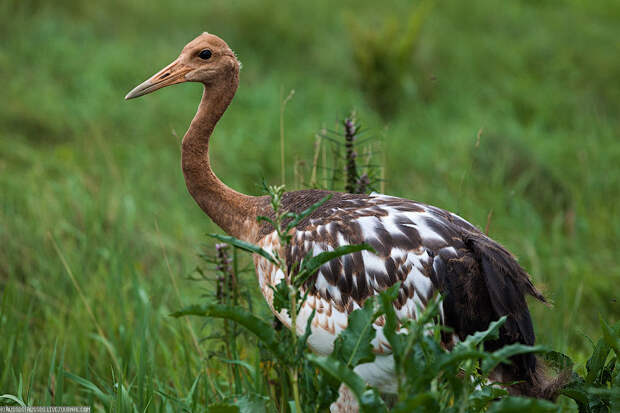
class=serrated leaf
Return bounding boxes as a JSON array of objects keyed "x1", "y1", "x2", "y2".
[
  {"x1": 269, "y1": 278, "x2": 290, "y2": 313},
  {"x1": 170, "y1": 303, "x2": 288, "y2": 362},
  {"x1": 208, "y1": 233, "x2": 277, "y2": 265},
  {"x1": 486, "y1": 396, "x2": 559, "y2": 412},
  {"x1": 307, "y1": 355, "x2": 387, "y2": 413},
  {"x1": 333, "y1": 297, "x2": 378, "y2": 367},
  {"x1": 543, "y1": 350, "x2": 574, "y2": 372},
  {"x1": 468, "y1": 386, "x2": 509, "y2": 411}
]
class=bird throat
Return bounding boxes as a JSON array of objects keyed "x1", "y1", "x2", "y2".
[{"x1": 180, "y1": 71, "x2": 263, "y2": 241}]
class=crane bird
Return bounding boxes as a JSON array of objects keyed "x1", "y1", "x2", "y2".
[{"x1": 126, "y1": 33, "x2": 557, "y2": 410}]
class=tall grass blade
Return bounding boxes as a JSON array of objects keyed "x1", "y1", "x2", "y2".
[
  {"x1": 0, "y1": 394, "x2": 26, "y2": 407},
  {"x1": 64, "y1": 372, "x2": 111, "y2": 408}
]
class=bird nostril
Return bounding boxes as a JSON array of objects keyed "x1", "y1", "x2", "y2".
[{"x1": 159, "y1": 72, "x2": 170, "y2": 80}]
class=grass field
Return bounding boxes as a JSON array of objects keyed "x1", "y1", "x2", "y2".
[{"x1": 1, "y1": 0, "x2": 619, "y2": 410}]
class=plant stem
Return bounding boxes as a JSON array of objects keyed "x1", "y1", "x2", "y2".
[
  {"x1": 290, "y1": 366, "x2": 302, "y2": 413},
  {"x1": 280, "y1": 88, "x2": 295, "y2": 186},
  {"x1": 289, "y1": 272, "x2": 302, "y2": 412}
]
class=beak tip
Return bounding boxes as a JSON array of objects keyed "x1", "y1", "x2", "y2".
[
  {"x1": 125, "y1": 87, "x2": 141, "y2": 100},
  {"x1": 124, "y1": 83, "x2": 148, "y2": 101}
]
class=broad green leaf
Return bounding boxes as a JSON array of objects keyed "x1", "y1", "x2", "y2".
[
  {"x1": 332, "y1": 297, "x2": 378, "y2": 367},
  {"x1": 413, "y1": 293, "x2": 442, "y2": 327},
  {"x1": 307, "y1": 355, "x2": 387, "y2": 413},
  {"x1": 468, "y1": 386, "x2": 509, "y2": 411},
  {"x1": 559, "y1": 384, "x2": 590, "y2": 406},
  {"x1": 170, "y1": 303, "x2": 288, "y2": 361},
  {"x1": 208, "y1": 233, "x2": 277, "y2": 265},
  {"x1": 584, "y1": 383, "x2": 620, "y2": 412},
  {"x1": 486, "y1": 396, "x2": 559, "y2": 412},
  {"x1": 392, "y1": 393, "x2": 439, "y2": 413},
  {"x1": 377, "y1": 284, "x2": 405, "y2": 357},
  {"x1": 234, "y1": 394, "x2": 270, "y2": 413},
  {"x1": 459, "y1": 316, "x2": 506, "y2": 348},
  {"x1": 437, "y1": 349, "x2": 490, "y2": 371},
  {"x1": 299, "y1": 358, "x2": 339, "y2": 411},
  {"x1": 296, "y1": 243, "x2": 375, "y2": 287},
  {"x1": 583, "y1": 385, "x2": 620, "y2": 397},
  {"x1": 482, "y1": 344, "x2": 548, "y2": 374},
  {"x1": 307, "y1": 355, "x2": 365, "y2": 396}
]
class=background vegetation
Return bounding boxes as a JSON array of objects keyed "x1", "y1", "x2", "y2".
[{"x1": 1, "y1": 0, "x2": 618, "y2": 410}]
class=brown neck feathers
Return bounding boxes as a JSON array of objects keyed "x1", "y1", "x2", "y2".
[{"x1": 181, "y1": 66, "x2": 263, "y2": 241}]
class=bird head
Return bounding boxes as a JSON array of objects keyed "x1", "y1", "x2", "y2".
[{"x1": 125, "y1": 33, "x2": 239, "y2": 100}]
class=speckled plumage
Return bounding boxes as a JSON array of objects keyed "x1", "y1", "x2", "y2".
[{"x1": 254, "y1": 190, "x2": 546, "y2": 395}]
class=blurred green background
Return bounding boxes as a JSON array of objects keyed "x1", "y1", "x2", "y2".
[{"x1": 1, "y1": 0, "x2": 619, "y2": 407}]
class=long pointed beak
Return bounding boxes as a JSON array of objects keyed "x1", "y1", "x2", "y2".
[{"x1": 125, "y1": 58, "x2": 192, "y2": 100}]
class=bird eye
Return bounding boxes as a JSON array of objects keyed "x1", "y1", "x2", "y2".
[{"x1": 198, "y1": 49, "x2": 212, "y2": 60}]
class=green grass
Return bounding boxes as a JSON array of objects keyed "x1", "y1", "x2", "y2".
[{"x1": 1, "y1": 0, "x2": 619, "y2": 409}]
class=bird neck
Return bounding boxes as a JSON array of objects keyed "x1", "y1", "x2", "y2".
[{"x1": 181, "y1": 74, "x2": 261, "y2": 241}]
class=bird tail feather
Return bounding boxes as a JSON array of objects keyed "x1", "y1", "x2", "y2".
[{"x1": 465, "y1": 234, "x2": 568, "y2": 399}]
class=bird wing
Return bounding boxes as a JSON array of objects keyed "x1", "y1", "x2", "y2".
[{"x1": 255, "y1": 191, "x2": 544, "y2": 375}]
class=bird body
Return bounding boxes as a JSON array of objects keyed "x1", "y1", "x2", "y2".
[
  {"x1": 126, "y1": 33, "x2": 555, "y2": 408},
  {"x1": 254, "y1": 190, "x2": 545, "y2": 395}
]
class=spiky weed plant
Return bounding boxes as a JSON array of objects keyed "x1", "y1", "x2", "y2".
[{"x1": 304, "y1": 112, "x2": 383, "y2": 194}]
